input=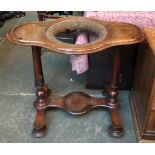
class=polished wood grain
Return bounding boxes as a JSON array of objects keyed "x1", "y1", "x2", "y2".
[
  {"x1": 7, "y1": 17, "x2": 145, "y2": 55},
  {"x1": 35, "y1": 92, "x2": 109, "y2": 114},
  {"x1": 130, "y1": 28, "x2": 155, "y2": 142},
  {"x1": 7, "y1": 17, "x2": 145, "y2": 138}
]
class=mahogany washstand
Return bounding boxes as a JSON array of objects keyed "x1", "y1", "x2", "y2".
[{"x1": 7, "y1": 17, "x2": 145, "y2": 138}]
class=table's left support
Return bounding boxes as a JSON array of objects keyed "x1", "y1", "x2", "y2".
[
  {"x1": 31, "y1": 46, "x2": 48, "y2": 138},
  {"x1": 32, "y1": 46, "x2": 45, "y2": 89}
]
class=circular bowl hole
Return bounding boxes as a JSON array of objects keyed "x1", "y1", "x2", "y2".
[
  {"x1": 47, "y1": 19, "x2": 107, "y2": 45},
  {"x1": 55, "y1": 29, "x2": 99, "y2": 44}
]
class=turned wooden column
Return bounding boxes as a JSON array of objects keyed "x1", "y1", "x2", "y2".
[
  {"x1": 31, "y1": 46, "x2": 47, "y2": 138},
  {"x1": 31, "y1": 46, "x2": 44, "y2": 89},
  {"x1": 107, "y1": 47, "x2": 124, "y2": 137}
]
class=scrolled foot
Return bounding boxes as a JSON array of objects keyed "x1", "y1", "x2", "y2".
[
  {"x1": 32, "y1": 125, "x2": 47, "y2": 138},
  {"x1": 108, "y1": 125, "x2": 124, "y2": 138}
]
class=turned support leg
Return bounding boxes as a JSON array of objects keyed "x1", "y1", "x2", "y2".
[
  {"x1": 31, "y1": 46, "x2": 47, "y2": 138},
  {"x1": 32, "y1": 46, "x2": 45, "y2": 89},
  {"x1": 108, "y1": 47, "x2": 124, "y2": 138}
]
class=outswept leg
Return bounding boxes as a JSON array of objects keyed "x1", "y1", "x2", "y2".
[{"x1": 32, "y1": 110, "x2": 47, "y2": 138}]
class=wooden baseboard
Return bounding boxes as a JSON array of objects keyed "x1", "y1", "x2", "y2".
[{"x1": 129, "y1": 90, "x2": 155, "y2": 143}]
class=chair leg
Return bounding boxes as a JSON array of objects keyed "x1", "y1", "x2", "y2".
[{"x1": 37, "y1": 11, "x2": 46, "y2": 21}]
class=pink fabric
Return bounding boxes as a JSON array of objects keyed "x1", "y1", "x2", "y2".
[
  {"x1": 70, "y1": 11, "x2": 155, "y2": 74},
  {"x1": 70, "y1": 32, "x2": 89, "y2": 73}
]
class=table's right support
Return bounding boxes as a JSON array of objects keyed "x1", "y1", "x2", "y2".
[{"x1": 107, "y1": 47, "x2": 124, "y2": 138}]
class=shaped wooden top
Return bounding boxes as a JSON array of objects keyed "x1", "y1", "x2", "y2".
[{"x1": 7, "y1": 17, "x2": 145, "y2": 55}]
